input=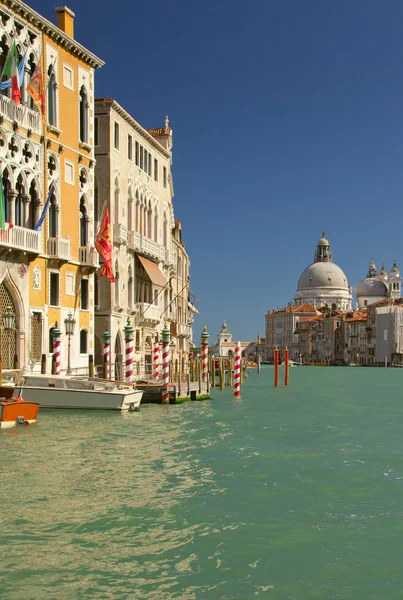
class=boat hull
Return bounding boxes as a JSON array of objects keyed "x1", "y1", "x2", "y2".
[
  {"x1": 0, "y1": 400, "x2": 39, "y2": 428},
  {"x1": 12, "y1": 376, "x2": 143, "y2": 411}
]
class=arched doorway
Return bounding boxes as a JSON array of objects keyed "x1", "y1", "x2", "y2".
[
  {"x1": 94, "y1": 334, "x2": 103, "y2": 375},
  {"x1": 0, "y1": 282, "x2": 17, "y2": 368}
]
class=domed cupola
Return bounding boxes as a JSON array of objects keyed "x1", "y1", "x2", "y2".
[
  {"x1": 356, "y1": 258, "x2": 388, "y2": 309},
  {"x1": 367, "y1": 259, "x2": 377, "y2": 278},
  {"x1": 391, "y1": 261, "x2": 399, "y2": 275},
  {"x1": 314, "y1": 231, "x2": 332, "y2": 263},
  {"x1": 379, "y1": 264, "x2": 388, "y2": 280}
]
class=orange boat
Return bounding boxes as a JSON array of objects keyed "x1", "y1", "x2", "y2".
[{"x1": 0, "y1": 387, "x2": 39, "y2": 429}]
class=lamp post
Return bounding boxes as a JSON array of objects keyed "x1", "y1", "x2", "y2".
[
  {"x1": 64, "y1": 311, "x2": 76, "y2": 376},
  {"x1": 3, "y1": 306, "x2": 15, "y2": 369}
]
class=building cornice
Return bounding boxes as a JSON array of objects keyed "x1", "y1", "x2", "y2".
[
  {"x1": 95, "y1": 98, "x2": 171, "y2": 159},
  {"x1": 1, "y1": 0, "x2": 104, "y2": 69}
]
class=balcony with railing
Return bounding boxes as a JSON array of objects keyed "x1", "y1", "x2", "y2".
[
  {"x1": 177, "y1": 322, "x2": 192, "y2": 338},
  {"x1": 0, "y1": 95, "x2": 42, "y2": 135},
  {"x1": 0, "y1": 225, "x2": 41, "y2": 259},
  {"x1": 166, "y1": 248, "x2": 177, "y2": 266},
  {"x1": 128, "y1": 231, "x2": 166, "y2": 262},
  {"x1": 79, "y1": 245, "x2": 99, "y2": 272},
  {"x1": 136, "y1": 302, "x2": 161, "y2": 324},
  {"x1": 48, "y1": 236, "x2": 70, "y2": 262},
  {"x1": 113, "y1": 224, "x2": 127, "y2": 245}
]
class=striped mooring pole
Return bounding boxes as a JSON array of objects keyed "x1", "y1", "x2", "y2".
[
  {"x1": 274, "y1": 346, "x2": 279, "y2": 387},
  {"x1": 161, "y1": 322, "x2": 171, "y2": 404},
  {"x1": 103, "y1": 324, "x2": 111, "y2": 379},
  {"x1": 124, "y1": 317, "x2": 134, "y2": 385},
  {"x1": 284, "y1": 346, "x2": 289, "y2": 386},
  {"x1": 201, "y1": 324, "x2": 209, "y2": 382},
  {"x1": 234, "y1": 341, "x2": 241, "y2": 397},
  {"x1": 153, "y1": 337, "x2": 159, "y2": 381},
  {"x1": 52, "y1": 322, "x2": 61, "y2": 376}
]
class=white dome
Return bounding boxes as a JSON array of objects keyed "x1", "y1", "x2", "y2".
[
  {"x1": 356, "y1": 278, "x2": 387, "y2": 298},
  {"x1": 297, "y1": 262, "x2": 349, "y2": 290}
]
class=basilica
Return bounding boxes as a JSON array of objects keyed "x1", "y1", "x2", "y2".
[{"x1": 294, "y1": 232, "x2": 352, "y2": 311}]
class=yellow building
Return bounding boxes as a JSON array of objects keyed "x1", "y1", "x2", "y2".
[{"x1": 0, "y1": 1, "x2": 103, "y2": 371}]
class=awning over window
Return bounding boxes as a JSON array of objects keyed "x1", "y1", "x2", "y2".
[
  {"x1": 188, "y1": 301, "x2": 200, "y2": 315},
  {"x1": 138, "y1": 256, "x2": 167, "y2": 288}
]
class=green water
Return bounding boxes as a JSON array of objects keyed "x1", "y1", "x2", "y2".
[{"x1": 1, "y1": 366, "x2": 403, "y2": 599}]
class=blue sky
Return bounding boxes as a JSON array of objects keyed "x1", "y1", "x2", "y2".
[{"x1": 31, "y1": 0, "x2": 403, "y2": 342}]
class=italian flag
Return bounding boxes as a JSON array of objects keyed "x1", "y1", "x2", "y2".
[{"x1": 3, "y1": 42, "x2": 21, "y2": 105}]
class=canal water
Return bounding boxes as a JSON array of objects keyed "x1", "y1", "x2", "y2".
[{"x1": 1, "y1": 366, "x2": 403, "y2": 599}]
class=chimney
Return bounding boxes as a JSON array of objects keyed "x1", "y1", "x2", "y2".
[{"x1": 55, "y1": 6, "x2": 75, "y2": 38}]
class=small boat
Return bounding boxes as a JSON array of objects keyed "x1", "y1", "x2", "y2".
[
  {"x1": 12, "y1": 375, "x2": 143, "y2": 411},
  {"x1": 280, "y1": 360, "x2": 297, "y2": 367},
  {"x1": 0, "y1": 386, "x2": 39, "y2": 428}
]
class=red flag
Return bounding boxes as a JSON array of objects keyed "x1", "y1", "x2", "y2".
[
  {"x1": 95, "y1": 207, "x2": 115, "y2": 282},
  {"x1": 27, "y1": 61, "x2": 46, "y2": 121}
]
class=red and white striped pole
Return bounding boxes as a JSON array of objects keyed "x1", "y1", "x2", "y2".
[
  {"x1": 52, "y1": 322, "x2": 61, "y2": 376},
  {"x1": 153, "y1": 338, "x2": 159, "y2": 381},
  {"x1": 103, "y1": 325, "x2": 111, "y2": 379},
  {"x1": 234, "y1": 340, "x2": 241, "y2": 397},
  {"x1": 124, "y1": 317, "x2": 134, "y2": 385},
  {"x1": 161, "y1": 322, "x2": 171, "y2": 404},
  {"x1": 200, "y1": 325, "x2": 209, "y2": 382}
]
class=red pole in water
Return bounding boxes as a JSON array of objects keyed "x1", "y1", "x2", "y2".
[
  {"x1": 284, "y1": 346, "x2": 289, "y2": 386},
  {"x1": 274, "y1": 346, "x2": 279, "y2": 387}
]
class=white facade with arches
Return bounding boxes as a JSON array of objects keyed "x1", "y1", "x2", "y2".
[{"x1": 93, "y1": 98, "x2": 193, "y2": 373}]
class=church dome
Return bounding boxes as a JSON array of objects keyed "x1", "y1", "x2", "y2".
[
  {"x1": 297, "y1": 262, "x2": 349, "y2": 290},
  {"x1": 391, "y1": 261, "x2": 399, "y2": 275},
  {"x1": 356, "y1": 278, "x2": 387, "y2": 298}
]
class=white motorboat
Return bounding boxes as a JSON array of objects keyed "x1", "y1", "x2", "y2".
[{"x1": 12, "y1": 375, "x2": 143, "y2": 411}]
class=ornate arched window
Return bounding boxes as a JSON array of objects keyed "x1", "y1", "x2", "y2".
[
  {"x1": 94, "y1": 177, "x2": 99, "y2": 223},
  {"x1": 135, "y1": 191, "x2": 140, "y2": 232},
  {"x1": 47, "y1": 64, "x2": 57, "y2": 127},
  {"x1": 79, "y1": 196, "x2": 88, "y2": 246},
  {"x1": 163, "y1": 212, "x2": 168, "y2": 248},
  {"x1": 80, "y1": 329, "x2": 88, "y2": 354},
  {"x1": 114, "y1": 260, "x2": 120, "y2": 308},
  {"x1": 114, "y1": 178, "x2": 119, "y2": 223},
  {"x1": 48, "y1": 187, "x2": 58, "y2": 237},
  {"x1": 15, "y1": 174, "x2": 24, "y2": 227},
  {"x1": 154, "y1": 212, "x2": 158, "y2": 243},
  {"x1": 27, "y1": 52, "x2": 37, "y2": 110},
  {"x1": 29, "y1": 180, "x2": 38, "y2": 227},
  {"x1": 79, "y1": 85, "x2": 89, "y2": 143},
  {"x1": 1, "y1": 169, "x2": 10, "y2": 223}
]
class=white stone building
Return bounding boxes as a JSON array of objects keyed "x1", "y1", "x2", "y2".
[
  {"x1": 94, "y1": 100, "x2": 193, "y2": 374},
  {"x1": 356, "y1": 260, "x2": 401, "y2": 309},
  {"x1": 210, "y1": 322, "x2": 252, "y2": 357},
  {"x1": 295, "y1": 232, "x2": 352, "y2": 311}
]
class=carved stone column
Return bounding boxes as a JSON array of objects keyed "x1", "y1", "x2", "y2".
[
  {"x1": 8, "y1": 189, "x2": 17, "y2": 225},
  {"x1": 23, "y1": 194, "x2": 30, "y2": 227}
]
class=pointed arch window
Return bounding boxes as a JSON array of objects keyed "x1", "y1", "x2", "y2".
[
  {"x1": 154, "y1": 213, "x2": 158, "y2": 243},
  {"x1": 128, "y1": 266, "x2": 133, "y2": 309},
  {"x1": 79, "y1": 85, "x2": 89, "y2": 143},
  {"x1": 15, "y1": 175, "x2": 24, "y2": 227},
  {"x1": 94, "y1": 177, "x2": 99, "y2": 223},
  {"x1": 48, "y1": 188, "x2": 58, "y2": 237},
  {"x1": 1, "y1": 170, "x2": 10, "y2": 223},
  {"x1": 114, "y1": 179, "x2": 119, "y2": 224},
  {"x1": 27, "y1": 53, "x2": 37, "y2": 110},
  {"x1": 28, "y1": 180, "x2": 37, "y2": 229},
  {"x1": 79, "y1": 196, "x2": 88, "y2": 246},
  {"x1": 114, "y1": 261, "x2": 120, "y2": 308},
  {"x1": 80, "y1": 329, "x2": 88, "y2": 354},
  {"x1": 47, "y1": 64, "x2": 57, "y2": 127},
  {"x1": 163, "y1": 213, "x2": 168, "y2": 248}
]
